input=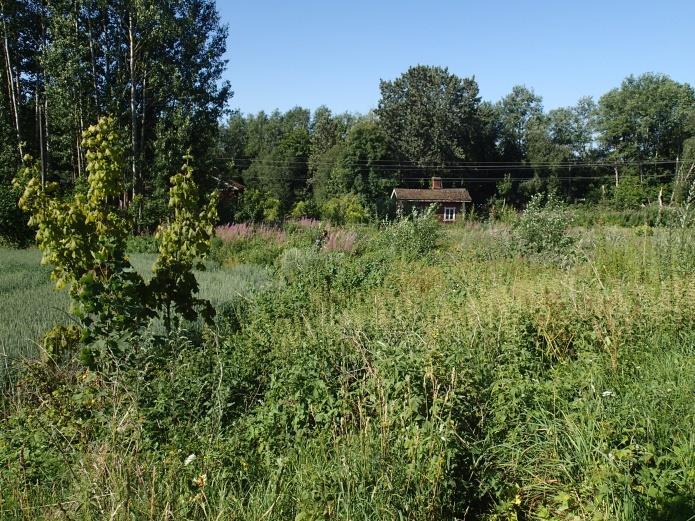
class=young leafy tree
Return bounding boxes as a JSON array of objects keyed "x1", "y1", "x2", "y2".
[
  {"x1": 15, "y1": 116, "x2": 149, "y2": 337},
  {"x1": 150, "y1": 153, "x2": 219, "y2": 331},
  {"x1": 15, "y1": 116, "x2": 218, "y2": 347}
]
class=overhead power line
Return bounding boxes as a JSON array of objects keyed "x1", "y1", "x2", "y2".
[
  {"x1": 216, "y1": 156, "x2": 681, "y2": 169},
  {"x1": 230, "y1": 171, "x2": 674, "y2": 184}
]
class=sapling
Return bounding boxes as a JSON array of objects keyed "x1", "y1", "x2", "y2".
[{"x1": 14, "y1": 116, "x2": 218, "y2": 355}]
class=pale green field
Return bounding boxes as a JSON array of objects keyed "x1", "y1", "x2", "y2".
[{"x1": 0, "y1": 248, "x2": 272, "y2": 379}]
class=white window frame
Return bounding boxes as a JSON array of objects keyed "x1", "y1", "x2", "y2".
[{"x1": 443, "y1": 206, "x2": 456, "y2": 222}]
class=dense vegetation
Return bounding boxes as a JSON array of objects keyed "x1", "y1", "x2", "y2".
[
  {"x1": 1, "y1": 2, "x2": 695, "y2": 519},
  {"x1": 2, "y1": 201, "x2": 695, "y2": 519},
  {"x1": 2, "y1": 2, "x2": 695, "y2": 245}
]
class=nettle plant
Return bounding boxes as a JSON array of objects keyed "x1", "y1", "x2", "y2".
[
  {"x1": 513, "y1": 192, "x2": 575, "y2": 257},
  {"x1": 14, "y1": 116, "x2": 218, "y2": 352}
]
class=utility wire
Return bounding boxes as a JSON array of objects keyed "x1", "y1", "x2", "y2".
[{"x1": 216, "y1": 157, "x2": 681, "y2": 169}]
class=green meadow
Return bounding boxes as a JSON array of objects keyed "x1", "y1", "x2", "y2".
[{"x1": 1, "y1": 216, "x2": 694, "y2": 520}]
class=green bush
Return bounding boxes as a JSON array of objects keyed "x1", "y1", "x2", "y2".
[
  {"x1": 612, "y1": 175, "x2": 649, "y2": 209},
  {"x1": 513, "y1": 192, "x2": 575, "y2": 258},
  {"x1": 321, "y1": 193, "x2": 368, "y2": 225},
  {"x1": 289, "y1": 199, "x2": 319, "y2": 219},
  {"x1": 126, "y1": 234, "x2": 158, "y2": 253},
  {"x1": 374, "y1": 204, "x2": 441, "y2": 261},
  {"x1": 234, "y1": 188, "x2": 282, "y2": 222}
]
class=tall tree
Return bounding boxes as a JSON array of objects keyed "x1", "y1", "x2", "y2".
[
  {"x1": 496, "y1": 85, "x2": 543, "y2": 161},
  {"x1": 376, "y1": 65, "x2": 482, "y2": 168},
  {"x1": 598, "y1": 73, "x2": 695, "y2": 164}
]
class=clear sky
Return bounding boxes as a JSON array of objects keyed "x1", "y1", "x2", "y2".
[{"x1": 217, "y1": 0, "x2": 695, "y2": 115}]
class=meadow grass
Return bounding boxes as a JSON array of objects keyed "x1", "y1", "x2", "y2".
[
  {"x1": 0, "y1": 248, "x2": 68, "y2": 377},
  {"x1": 1, "y1": 222, "x2": 694, "y2": 520},
  {"x1": 0, "y1": 248, "x2": 272, "y2": 381}
]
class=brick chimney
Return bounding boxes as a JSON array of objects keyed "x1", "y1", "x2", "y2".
[{"x1": 431, "y1": 177, "x2": 442, "y2": 189}]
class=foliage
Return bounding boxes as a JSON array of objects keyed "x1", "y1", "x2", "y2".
[
  {"x1": 150, "y1": 153, "x2": 219, "y2": 329},
  {"x1": 496, "y1": 84, "x2": 544, "y2": 161},
  {"x1": 598, "y1": 73, "x2": 695, "y2": 163},
  {"x1": 126, "y1": 234, "x2": 158, "y2": 254},
  {"x1": 375, "y1": 204, "x2": 442, "y2": 261},
  {"x1": 3, "y1": 221, "x2": 695, "y2": 519},
  {"x1": 612, "y1": 174, "x2": 650, "y2": 209},
  {"x1": 0, "y1": 182, "x2": 30, "y2": 246},
  {"x1": 128, "y1": 194, "x2": 169, "y2": 235},
  {"x1": 211, "y1": 73, "x2": 695, "y2": 218},
  {"x1": 13, "y1": 116, "x2": 218, "y2": 344},
  {"x1": 14, "y1": 117, "x2": 147, "y2": 338},
  {"x1": 321, "y1": 192, "x2": 368, "y2": 225},
  {"x1": 289, "y1": 199, "x2": 319, "y2": 219},
  {"x1": 234, "y1": 188, "x2": 282, "y2": 222},
  {"x1": 40, "y1": 324, "x2": 82, "y2": 364},
  {"x1": 513, "y1": 192, "x2": 575, "y2": 258},
  {"x1": 2, "y1": 0, "x2": 230, "y2": 216},
  {"x1": 376, "y1": 65, "x2": 482, "y2": 165}
]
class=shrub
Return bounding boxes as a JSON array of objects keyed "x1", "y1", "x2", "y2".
[
  {"x1": 321, "y1": 193, "x2": 368, "y2": 225},
  {"x1": 376, "y1": 205, "x2": 441, "y2": 261},
  {"x1": 234, "y1": 189, "x2": 282, "y2": 223},
  {"x1": 289, "y1": 199, "x2": 319, "y2": 219},
  {"x1": 126, "y1": 234, "x2": 158, "y2": 253},
  {"x1": 513, "y1": 192, "x2": 575, "y2": 257},
  {"x1": 40, "y1": 324, "x2": 82, "y2": 364},
  {"x1": 612, "y1": 175, "x2": 649, "y2": 209}
]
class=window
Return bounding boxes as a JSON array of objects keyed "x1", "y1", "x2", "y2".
[{"x1": 443, "y1": 206, "x2": 456, "y2": 222}]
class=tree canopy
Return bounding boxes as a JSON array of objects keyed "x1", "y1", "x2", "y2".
[{"x1": 2, "y1": 0, "x2": 695, "y2": 241}]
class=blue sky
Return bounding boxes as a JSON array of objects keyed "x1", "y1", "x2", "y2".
[{"x1": 218, "y1": 0, "x2": 695, "y2": 115}]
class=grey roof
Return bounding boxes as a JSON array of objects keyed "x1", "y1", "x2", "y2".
[{"x1": 391, "y1": 187, "x2": 472, "y2": 203}]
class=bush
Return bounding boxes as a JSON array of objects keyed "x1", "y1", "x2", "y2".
[
  {"x1": 289, "y1": 199, "x2": 319, "y2": 219},
  {"x1": 126, "y1": 234, "x2": 158, "y2": 253},
  {"x1": 375, "y1": 205, "x2": 441, "y2": 261},
  {"x1": 321, "y1": 193, "x2": 368, "y2": 225},
  {"x1": 234, "y1": 189, "x2": 282, "y2": 223},
  {"x1": 513, "y1": 192, "x2": 575, "y2": 257},
  {"x1": 612, "y1": 175, "x2": 649, "y2": 209}
]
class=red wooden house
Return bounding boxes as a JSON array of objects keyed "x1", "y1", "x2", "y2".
[{"x1": 391, "y1": 177, "x2": 472, "y2": 222}]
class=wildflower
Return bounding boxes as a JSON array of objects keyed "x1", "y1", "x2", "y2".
[{"x1": 193, "y1": 473, "x2": 207, "y2": 488}]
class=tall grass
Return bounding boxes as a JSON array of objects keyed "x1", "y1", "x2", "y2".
[
  {"x1": 0, "y1": 249, "x2": 272, "y2": 383},
  {"x1": 1, "y1": 220, "x2": 694, "y2": 520},
  {"x1": 0, "y1": 248, "x2": 67, "y2": 380}
]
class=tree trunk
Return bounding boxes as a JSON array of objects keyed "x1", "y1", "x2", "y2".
[
  {"x1": 128, "y1": 12, "x2": 137, "y2": 205},
  {"x1": 1, "y1": 15, "x2": 23, "y2": 158},
  {"x1": 87, "y1": 15, "x2": 99, "y2": 111},
  {"x1": 36, "y1": 90, "x2": 45, "y2": 186},
  {"x1": 140, "y1": 63, "x2": 147, "y2": 196}
]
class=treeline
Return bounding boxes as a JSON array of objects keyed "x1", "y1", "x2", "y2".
[
  {"x1": 0, "y1": 0, "x2": 230, "y2": 238},
  {"x1": 1, "y1": 0, "x2": 695, "y2": 237},
  {"x1": 220, "y1": 67, "x2": 695, "y2": 222}
]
